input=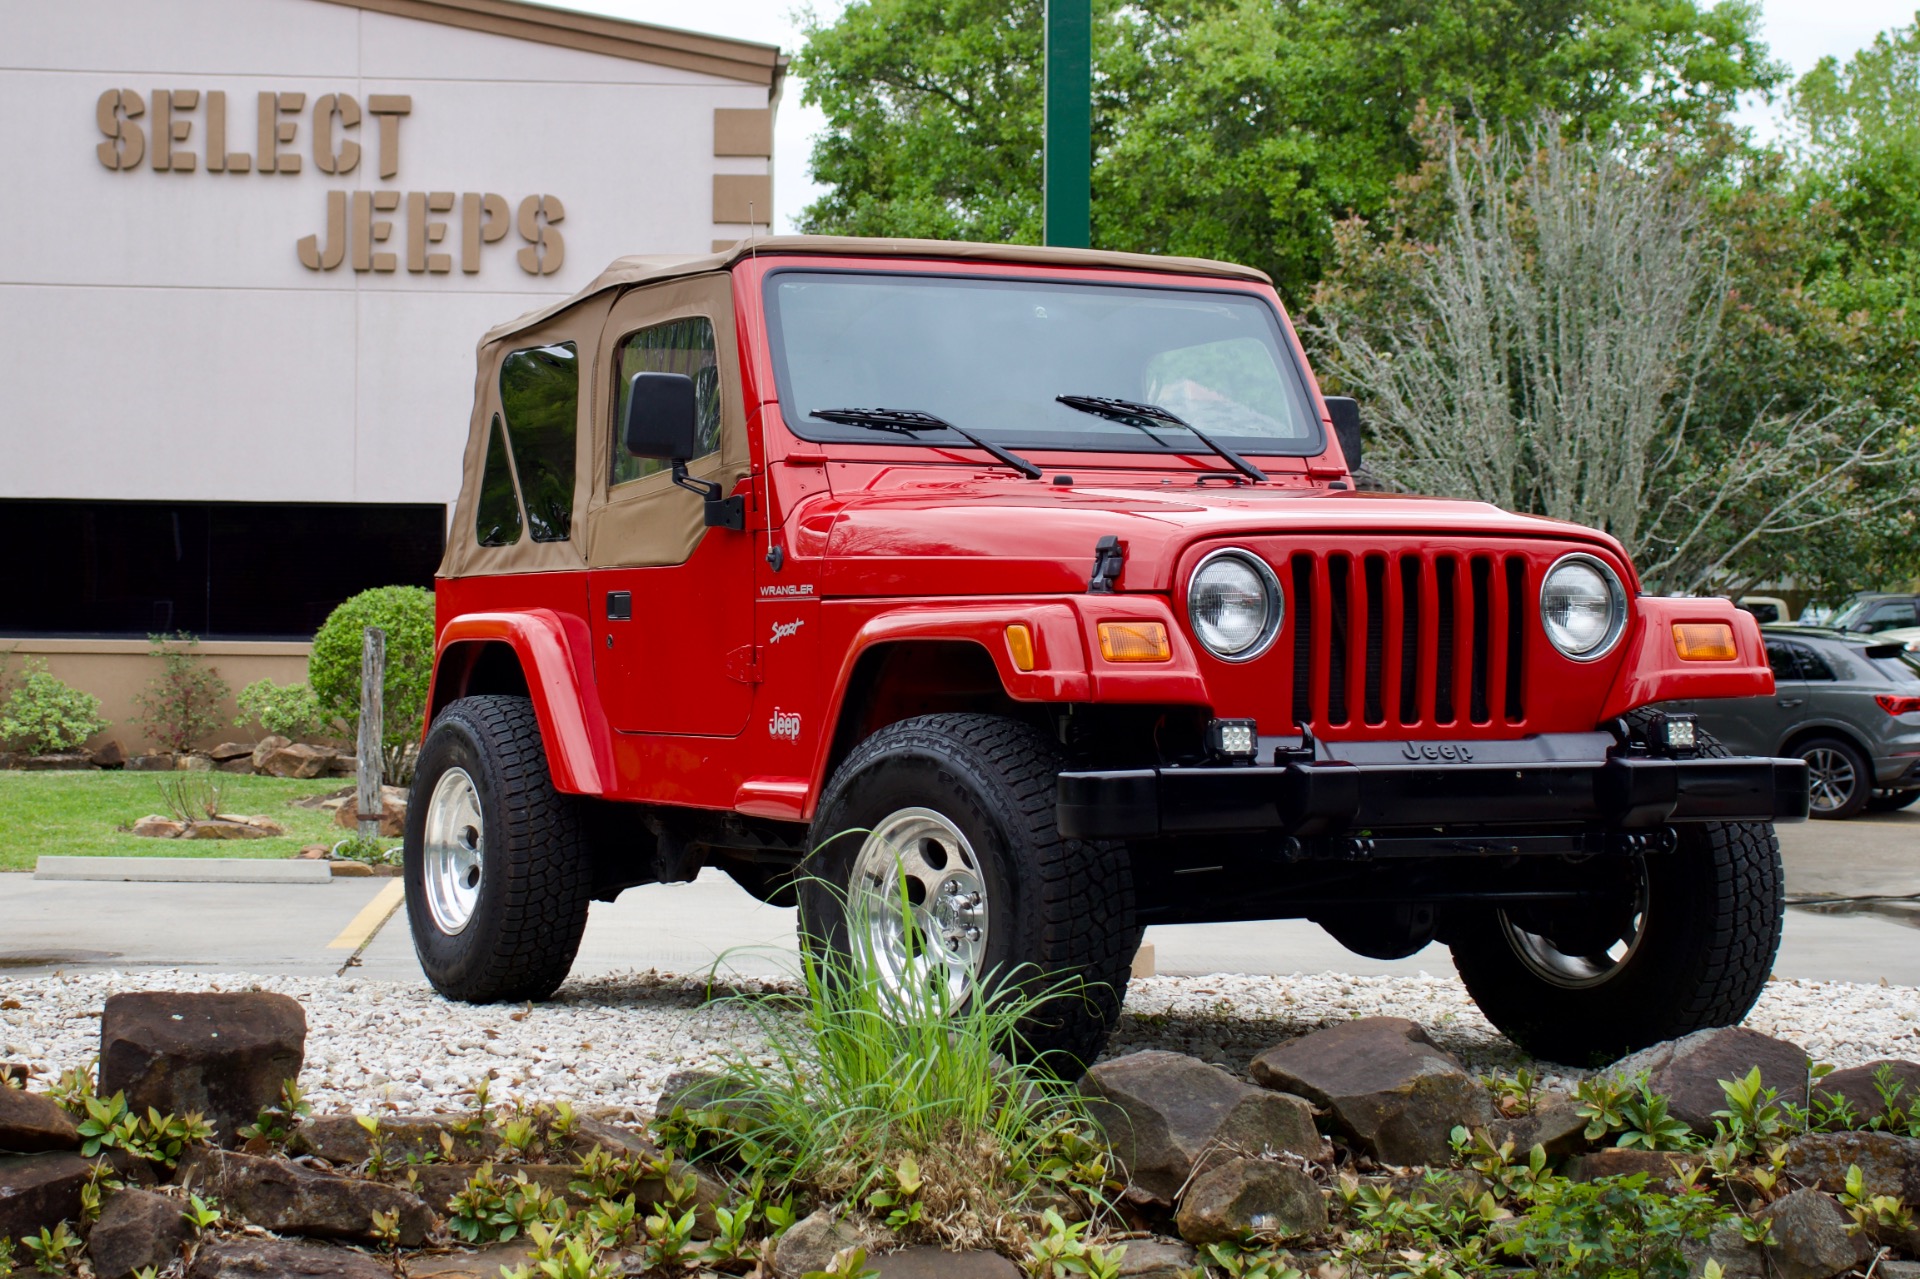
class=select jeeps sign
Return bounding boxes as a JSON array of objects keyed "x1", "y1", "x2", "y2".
[{"x1": 92, "y1": 88, "x2": 566, "y2": 277}]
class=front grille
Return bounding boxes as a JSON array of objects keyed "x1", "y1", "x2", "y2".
[{"x1": 1284, "y1": 549, "x2": 1528, "y2": 730}]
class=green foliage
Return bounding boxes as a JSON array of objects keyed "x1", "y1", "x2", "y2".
[
  {"x1": 307, "y1": 586, "x2": 435, "y2": 783},
  {"x1": 73, "y1": 1092, "x2": 213, "y2": 1168},
  {"x1": 181, "y1": 1193, "x2": 223, "y2": 1233},
  {"x1": 1711, "y1": 1067, "x2": 1791, "y2": 1155},
  {"x1": 801, "y1": 1247, "x2": 881, "y2": 1279},
  {"x1": 235, "y1": 678, "x2": 332, "y2": 740},
  {"x1": 1617, "y1": 1082, "x2": 1699, "y2": 1152},
  {"x1": 1839, "y1": 1162, "x2": 1918, "y2": 1237},
  {"x1": 331, "y1": 833, "x2": 400, "y2": 866},
  {"x1": 17, "y1": 1223, "x2": 77, "y2": 1275},
  {"x1": 155, "y1": 774, "x2": 224, "y2": 823},
  {"x1": 1572, "y1": 1074, "x2": 1636, "y2": 1142},
  {"x1": 1501, "y1": 1173, "x2": 1724, "y2": 1279},
  {"x1": 1194, "y1": 1240, "x2": 1306, "y2": 1279},
  {"x1": 447, "y1": 1163, "x2": 568, "y2": 1244},
  {"x1": 133, "y1": 633, "x2": 229, "y2": 754},
  {"x1": 238, "y1": 1079, "x2": 312, "y2": 1145},
  {"x1": 0, "y1": 661, "x2": 106, "y2": 755}
]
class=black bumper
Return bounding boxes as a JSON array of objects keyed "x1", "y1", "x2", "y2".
[{"x1": 1057, "y1": 751, "x2": 1809, "y2": 842}]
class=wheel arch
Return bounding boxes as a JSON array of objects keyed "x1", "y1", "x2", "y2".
[
  {"x1": 820, "y1": 639, "x2": 1035, "y2": 792},
  {"x1": 1778, "y1": 722, "x2": 1872, "y2": 764}
]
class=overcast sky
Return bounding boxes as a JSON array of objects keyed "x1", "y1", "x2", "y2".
[{"x1": 575, "y1": 0, "x2": 1918, "y2": 233}]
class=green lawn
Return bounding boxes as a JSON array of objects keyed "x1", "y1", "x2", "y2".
[{"x1": 0, "y1": 771, "x2": 356, "y2": 871}]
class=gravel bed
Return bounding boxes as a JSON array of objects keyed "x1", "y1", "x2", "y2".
[{"x1": 3, "y1": 966, "x2": 1917, "y2": 1114}]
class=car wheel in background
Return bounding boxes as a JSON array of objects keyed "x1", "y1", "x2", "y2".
[{"x1": 1797, "y1": 735, "x2": 1872, "y2": 819}]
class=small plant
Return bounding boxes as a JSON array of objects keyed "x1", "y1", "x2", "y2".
[
  {"x1": 1028, "y1": 1207, "x2": 1128, "y2": 1278},
  {"x1": 1194, "y1": 1241, "x2": 1306, "y2": 1279},
  {"x1": 448, "y1": 1164, "x2": 567, "y2": 1244},
  {"x1": 331, "y1": 833, "x2": 400, "y2": 866},
  {"x1": 78, "y1": 1163, "x2": 122, "y2": 1224},
  {"x1": 355, "y1": 1114, "x2": 388, "y2": 1176},
  {"x1": 865, "y1": 1154, "x2": 925, "y2": 1230},
  {"x1": 1872, "y1": 1063, "x2": 1920, "y2": 1136},
  {"x1": 155, "y1": 774, "x2": 224, "y2": 824},
  {"x1": 1616, "y1": 1080, "x2": 1697, "y2": 1151},
  {"x1": 133, "y1": 632, "x2": 229, "y2": 754},
  {"x1": 369, "y1": 1207, "x2": 402, "y2": 1251},
  {"x1": 1711, "y1": 1068, "x2": 1790, "y2": 1155},
  {"x1": 17, "y1": 1223, "x2": 78, "y2": 1275},
  {"x1": 181, "y1": 1193, "x2": 223, "y2": 1232},
  {"x1": 801, "y1": 1246, "x2": 881, "y2": 1279},
  {"x1": 1484, "y1": 1067, "x2": 1542, "y2": 1117},
  {"x1": 1572, "y1": 1073, "x2": 1636, "y2": 1142},
  {"x1": 1838, "y1": 1163, "x2": 1917, "y2": 1237},
  {"x1": 0, "y1": 661, "x2": 106, "y2": 755},
  {"x1": 639, "y1": 1202, "x2": 699, "y2": 1270},
  {"x1": 499, "y1": 1113, "x2": 541, "y2": 1159},
  {"x1": 1500, "y1": 1173, "x2": 1725, "y2": 1279},
  {"x1": 235, "y1": 678, "x2": 333, "y2": 740},
  {"x1": 238, "y1": 1079, "x2": 312, "y2": 1145}
]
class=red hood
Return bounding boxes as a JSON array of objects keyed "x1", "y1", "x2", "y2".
[{"x1": 799, "y1": 467, "x2": 1633, "y2": 597}]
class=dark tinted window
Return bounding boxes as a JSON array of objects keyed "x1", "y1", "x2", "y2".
[
  {"x1": 499, "y1": 342, "x2": 579, "y2": 542},
  {"x1": 1797, "y1": 644, "x2": 1837, "y2": 681},
  {"x1": 1765, "y1": 641, "x2": 1802, "y2": 680},
  {"x1": 612, "y1": 318, "x2": 721, "y2": 486},
  {"x1": 1869, "y1": 602, "x2": 1918, "y2": 631},
  {"x1": 475, "y1": 413, "x2": 522, "y2": 547},
  {"x1": 0, "y1": 500, "x2": 443, "y2": 639}
]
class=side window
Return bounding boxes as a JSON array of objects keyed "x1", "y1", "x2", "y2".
[
  {"x1": 474, "y1": 412, "x2": 522, "y2": 547},
  {"x1": 1870, "y1": 602, "x2": 1917, "y2": 632},
  {"x1": 498, "y1": 342, "x2": 579, "y2": 543},
  {"x1": 1795, "y1": 643, "x2": 1837, "y2": 681},
  {"x1": 1764, "y1": 641, "x2": 1801, "y2": 681},
  {"x1": 612, "y1": 317, "x2": 721, "y2": 486}
]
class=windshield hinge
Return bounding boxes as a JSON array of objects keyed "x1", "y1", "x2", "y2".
[{"x1": 1088, "y1": 536, "x2": 1126, "y2": 593}]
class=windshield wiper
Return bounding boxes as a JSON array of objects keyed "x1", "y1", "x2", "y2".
[
  {"x1": 809, "y1": 407, "x2": 1043, "y2": 479},
  {"x1": 1055, "y1": 395, "x2": 1268, "y2": 483}
]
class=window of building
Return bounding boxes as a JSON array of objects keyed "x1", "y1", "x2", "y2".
[
  {"x1": 611, "y1": 317, "x2": 721, "y2": 486},
  {"x1": 475, "y1": 413, "x2": 523, "y2": 547},
  {"x1": 498, "y1": 342, "x2": 580, "y2": 542},
  {"x1": 0, "y1": 500, "x2": 445, "y2": 639}
]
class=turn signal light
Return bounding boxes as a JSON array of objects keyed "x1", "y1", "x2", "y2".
[
  {"x1": 1672, "y1": 623, "x2": 1737, "y2": 661},
  {"x1": 1004, "y1": 624, "x2": 1036, "y2": 672},
  {"x1": 1098, "y1": 621, "x2": 1171, "y2": 662},
  {"x1": 1876, "y1": 694, "x2": 1920, "y2": 716}
]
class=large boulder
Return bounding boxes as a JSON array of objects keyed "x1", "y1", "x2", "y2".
[
  {"x1": 179, "y1": 1148, "x2": 435, "y2": 1246},
  {"x1": 1082, "y1": 1051, "x2": 1322, "y2": 1207},
  {"x1": 186, "y1": 1237, "x2": 391, "y2": 1278},
  {"x1": 1783, "y1": 1131, "x2": 1920, "y2": 1202},
  {"x1": 16, "y1": 752, "x2": 96, "y2": 771},
  {"x1": 1174, "y1": 1157, "x2": 1326, "y2": 1246},
  {"x1": 100, "y1": 991, "x2": 306, "y2": 1147},
  {"x1": 87, "y1": 1187, "x2": 193, "y2": 1279},
  {"x1": 1606, "y1": 1027, "x2": 1809, "y2": 1137},
  {"x1": 332, "y1": 787, "x2": 408, "y2": 837},
  {"x1": 1249, "y1": 1018, "x2": 1492, "y2": 1166},
  {"x1": 1759, "y1": 1188, "x2": 1870, "y2": 1279},
  {"x1": 1812, "y1": 1059, "x2": 1920, "y2": 1126},
  {"x1": 0, "y1": 1151, "x2": 94, "y2": 1240},
  {"x1": 259, "y1": 743, "x2": 334, "y2": 780},
  {"x1": 249, "y1": 736, "x2": 292, "y2": 770},
  {"x1": 0, "y1": 1085, "x2": 80, "y2": 1152}
]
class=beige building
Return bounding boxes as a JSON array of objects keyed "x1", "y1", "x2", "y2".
[{"x1": 0, "y1": 0, "x2": 782, "y2": 749}]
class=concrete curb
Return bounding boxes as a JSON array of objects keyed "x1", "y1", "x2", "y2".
[{"x1": 34, "y1": 857, "x2": 334, "y2": 884}]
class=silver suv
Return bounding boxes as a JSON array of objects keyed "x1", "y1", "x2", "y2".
[{"x1": 1665, "y1": 626, "x2": 1920, "y2": 818}]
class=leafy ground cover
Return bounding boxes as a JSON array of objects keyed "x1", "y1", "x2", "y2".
[{"x1": 0, "y1": 771, "x2": 350, "y2": 871}]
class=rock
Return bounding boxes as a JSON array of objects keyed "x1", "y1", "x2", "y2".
[
  {"x1": 1174, "y1": 1157, "x2": 1326, "y2": 1245},
  {"x1": 1113, "y1": 1237, "x2": 1198, "y2": 1278},
  {"x1": 1686, "y1": 1220, "x2": 1766, "y2": 1278},
  {"x1": 186, "y1": 1237, "x2": 390, "y2": 1278},
  {"x1": 0, "y1": 1151, "x2": 94, "y2": 1240},
  {"x1": 403, "y1": 1163, "x2": 576, "y2": 1213},
  {"x1": 179, "y1": 1147, "x2": 435, "y2": 1245},
  {"x1": 87, "y1": 1187, "x2": 193, "y2": 1278},
  {"x1": 1782, "y1": 1131, "x2": 1920, "y2": 1202},
  {"x1": 0, "y1": 1084, "x2": 80, "y2": 1152},
  {"x1": 179, "y1": 817, "x2": 285, "y2": 840},
  {"x1": 289, "y1": 785, "x2": 356, "y2": 811},
  {"x1": 1249, "y1": 1018, "x2": 1493, "y2": 1166},
  {"x1": 1081, "y1": 1050, "x2": 1322, "y2": 1208},
  {"x1": 407, "y1": 1240, "x2": 538, "y2": 1277},
  {"x1": 127, "y1": 754, "x2": 176, "y2": 771},
  {"x1": 1812, "y1": 1059, "x2": 1920, "y2": 1126},
  {"x1": 1607, "y1": 1027, "x2": 1809, "y2": 1137},
  {"x1": 218, "y1": 757, "x2": 255, "y2": 774},
  {"x1": 330, "y1": 861, "x2": 374, "y2": 877},
  {"x1": 208, "y1": 742, "x2": 255, "y2": 762},
  {"x1": 130, "y1": 815, "x2": 184, "y2": 838},
  {"x1": 569, "y1": 1115, "x2": 661, "y2": 1159},
  {"x1": 772, "y1": 1208, "x2": 897, "y2": 1279},
  {"x1": 287, "y1": 1115, "x2": 496, "y2": 1166},
  {"x1": 1565, "y1": 1147, "x2": 1703, "y2": 1189},
  {"x1": 261, "y1": 743, "x2": 334, "y2": 779},
  {"x1": 100, "y1": 990, "x2": 307, "y2": 1147},
  {"x1": 871, "y1": 1248, "x2": 1024, "y2": 1277},
  {"x1": 1490, "y1": 1092, "x2": 1590, "y2": 1158},
  {"x1": 16, "y1": 752, "x2": 96, "y2": 770},
  {"x1": 250, "y1": 736, "x2": 292, "y2": 769},
  {"x1": 326, "y1": 754, "x2": 359, "y2": 778},
  {"x1": 656, "y1": 1068, "x2": 751, "y2": 1121},
  {"x1": 91, "y1": 741, "x2": 126, "y2": 769},
  {"x1": 295, "y1": 845, "x2": 332, "y2": 859},
  {"x1": 1876, "y1": 1263, "x2": 1920, "y2": 1279},
  {"x1": 178, "y1": 753, "x2": 215, "y2": 771},
  {"x1": 1760, "y1": 1187, "x2": 1869, "y2": 1279},
  {"x1": 332, "y1": 788, "x2": 407, "y2": 838}
]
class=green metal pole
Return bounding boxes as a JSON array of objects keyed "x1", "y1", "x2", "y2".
[{"x1": 1043, "y1": 0, "x2": 1091, "y2": 248}]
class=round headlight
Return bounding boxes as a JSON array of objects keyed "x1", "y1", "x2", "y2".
[
  {"x1": 1540, "y1": 555, "x2": 1626, "y2": 660},
  {"x1": 1188, "y1": 550, "x2": 1282, "y2": 661}
]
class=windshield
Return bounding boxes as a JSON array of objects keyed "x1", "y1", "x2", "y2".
[{"x1": 764, "y1": 271, "x2": 1325, "y2": 458}]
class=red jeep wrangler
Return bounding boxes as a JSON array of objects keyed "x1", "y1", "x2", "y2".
[{"x1": 406, "y1": 237, "x2": 1807, "y2": 1066}]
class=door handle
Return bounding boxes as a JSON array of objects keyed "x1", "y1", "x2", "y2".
[
  {"x1": 1777, "y1": 697, "x2": 1804, "y2": 708},
  {"x1": 606, "y1": 591, "x2": 631, "y2": 621}
]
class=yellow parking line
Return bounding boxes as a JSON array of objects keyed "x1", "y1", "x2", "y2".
[{"x1": 327, "y1": 880, "x2": 405, "y2": 950}]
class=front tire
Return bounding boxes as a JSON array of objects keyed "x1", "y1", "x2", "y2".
[
  {"x1": 1799, "y1": 735, "x2": 1871, "y2": 819},
  {"x1": 801, "y1": 713, "x2": 1138, "y2": 1068},
  {"x1": 404, "y1": 695, "x2": 592, "y2": 1002}
]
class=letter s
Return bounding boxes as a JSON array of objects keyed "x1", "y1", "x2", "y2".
[{"x1": 96, "y1": 89, "x2": 146, "y2": 170}]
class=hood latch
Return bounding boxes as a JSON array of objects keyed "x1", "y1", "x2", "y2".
[{"x1": 1088, "y1": 536, "x2": 1126, "y2": 593}]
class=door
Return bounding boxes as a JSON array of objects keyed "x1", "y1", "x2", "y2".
[{"x1": 1694, "y1": 639, "x2": 1804, "y2": 755}]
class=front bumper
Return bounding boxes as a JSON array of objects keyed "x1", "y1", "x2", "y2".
[{"x1": 1058, "y1": 734, "x2": 1809, "y2": 842}]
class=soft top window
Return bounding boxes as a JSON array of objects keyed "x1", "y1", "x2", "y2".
[
  {"x1": 611, "y1": 318, "x2": 721, "y2": 487},
  {"x1": 498, "y1": 342, "x2": 579, "y2": 543}
]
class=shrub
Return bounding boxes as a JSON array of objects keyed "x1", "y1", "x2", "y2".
[
  {"x1": 1501, "y1": 1172, "x2": 1724, "y2": 1279},
  {"x1": 133, "y1": 633, "x2": 230, "y2": 754},
  {"x1": 0, "y1": 661, "x2": 107, "y2": 754},
  {"x1": 235, "y1": 678, "x2": 333, "y2": 741},
  {"x1": 308, "y1": 586, "x2": 435, "y2": 783}
]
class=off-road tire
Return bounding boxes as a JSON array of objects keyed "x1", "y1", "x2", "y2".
[
  {"x1": 404, "y1": 694, "x2": 592, "y2": 1002},
  {"x1": 1450, "y1": 724, "x2": 1785, "y2": 1065},
  {"x1": 801, "y1": 713, "x2": 1138, "y2": 1069},
  {"x1": 1797, "y1": 734, "x2": 1873, "y2": 819},
  {"x1": 1868, "y1": 788, "x2": 1920, "y2": 813}
]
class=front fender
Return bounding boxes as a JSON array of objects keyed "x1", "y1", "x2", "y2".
[
  {"x1": 1599, "y1": 596, "x2": 1775, "y2": 721},
  {"x1": 429, "y1": 610, "x2": 613, "y2": 795}
]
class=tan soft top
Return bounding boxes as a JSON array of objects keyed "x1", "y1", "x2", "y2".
[{"x1": 482, "y1": 234, "x2": 1272, "y2": 346}]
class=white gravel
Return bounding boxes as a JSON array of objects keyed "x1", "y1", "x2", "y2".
[{"x1": 3, "y1": 967, "x2": 1917, "y2": 1114}]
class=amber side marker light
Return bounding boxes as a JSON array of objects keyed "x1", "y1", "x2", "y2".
[
  {"x1": 1098, "y1": 621, "x2": 1172, "y2": 662},
  {"x1": 1005, "y1": 624, "x2": 1036, "y2": 672},
  {"x1": 1672, "y1": 623, "x2": 1738, "y2": 661}
]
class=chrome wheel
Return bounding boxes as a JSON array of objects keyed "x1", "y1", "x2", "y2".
[
  {"x1": 1804, "y1": 747, "x2": 1859, "y2": 813},
  {"x1": 1499, "y1": 871, "x2": 1648, "y2": 990},
  {"x1": 847, "y1": 807, "x2": 989, "y2": 1003},
  {"x1": 423, "y1": 767, "x2": 485, "y2": 935}
]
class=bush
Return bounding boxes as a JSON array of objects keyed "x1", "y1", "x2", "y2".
[
  {"x1": 309, "y1": 586, "x2": 435, "y2": 783},
  {"x1": 133, "y1": 633, "x2": 230, "y2": 754},
  {"x1": 0, "y1": 661, "x2": 107, "y2": 754},
  {"x1": 236, "y1": 678, "x2": 333, "y2": 741}
]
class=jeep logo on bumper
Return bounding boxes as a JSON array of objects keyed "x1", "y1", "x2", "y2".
[{"x1": 1401, "y1": 741, "x2": 1475, "y2": 762}]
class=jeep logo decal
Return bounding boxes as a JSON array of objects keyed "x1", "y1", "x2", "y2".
[
  {"x1": 768, "y1": 708, "x2": 802, "y2": 742},
  {"x1": 1401, "y1": 741, "x2": 1474, "y2": 762}
]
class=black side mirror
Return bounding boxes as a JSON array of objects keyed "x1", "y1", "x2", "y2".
[
  {"x1": 1324, "y1": 396, "x2": 1362, "y2": 472},
  {"x1": 623, "y1": 371, "x2": 699, "y2": 461}
]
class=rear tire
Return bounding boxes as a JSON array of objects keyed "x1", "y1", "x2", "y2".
[
  {"x1": 404, "y1": 695, "x2": 592, "y2": 1002},
  {"x1": 801, "y1": 713, "x2": 1138, "y2": 1069},
  {"x1": 1868, "y1": 788, "x2": 1920, "y2": 813},
  {"x1": 1798, "y1": 735, "x2": 1871, "y2": 819}
]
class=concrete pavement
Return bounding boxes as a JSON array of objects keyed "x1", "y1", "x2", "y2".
[{"x1": 0, "y1": 810, "x2": 1913, "y2": 986}]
